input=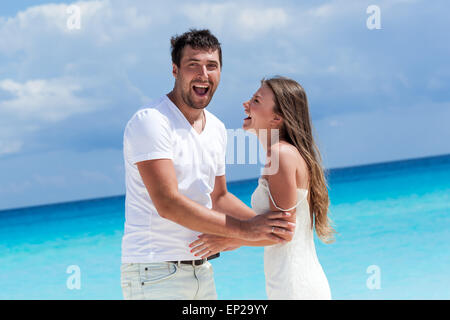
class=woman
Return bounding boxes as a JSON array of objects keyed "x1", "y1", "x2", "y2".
[{"x1": 189, "y1": 76, "x2": 335, "y2": 299}]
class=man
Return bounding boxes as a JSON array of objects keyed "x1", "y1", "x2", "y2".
[{"x1": 120, "y1": 29, "x2": 293, "y2": 300}]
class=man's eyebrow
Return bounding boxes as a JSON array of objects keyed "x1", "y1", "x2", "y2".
[
  {"x1": 185, "y1": 58, "x2": 219, "y2": 64},
  {"x1": 186, "y1": 58, "x2": 201, "y2": 62}
]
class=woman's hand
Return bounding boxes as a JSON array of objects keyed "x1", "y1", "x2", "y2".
[{"x1": 189, "y1": 234, "x2": 241, "y2": 259}]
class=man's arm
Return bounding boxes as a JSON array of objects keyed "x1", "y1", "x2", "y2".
[
  {"x1": 137, "y1": 159, "x2": 292, "y2": 242},
  {"x1": 189, "y1": 147, "x2": 302, "y2": 257},
  {"x1": 210, "y1": 174, "x2": 295, "y2": 242},
  {"x1": 210, "y1": 175, "x2": 256, "y2": 220}
]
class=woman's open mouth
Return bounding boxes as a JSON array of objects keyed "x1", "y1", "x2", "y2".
[
  {"x1": 192, "y1": 84, "x2": 210, "y2": 97},
  {"x1": 243, "y1": 115, "x2": 252, "y2": 129}
]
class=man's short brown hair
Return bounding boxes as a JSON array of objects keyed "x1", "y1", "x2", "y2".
[{"x1": 170, "y1": 29, "x2": 222, "y2": 68}]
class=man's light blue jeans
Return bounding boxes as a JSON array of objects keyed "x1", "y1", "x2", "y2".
[{"x1": 120, "y1": 261, "x2": 218, "y2": 300}]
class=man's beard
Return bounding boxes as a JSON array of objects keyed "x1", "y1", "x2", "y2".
[{"x1": 181, "y1": 83, "x2": 214, "y2": 110}]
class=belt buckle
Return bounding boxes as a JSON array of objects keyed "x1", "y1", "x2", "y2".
[
  {"x1": 193, "y1": 259, "x2": 205, "y2": 266},
  {"x1": 172, "y1": 259, "x2": 205, "y2": 267}
]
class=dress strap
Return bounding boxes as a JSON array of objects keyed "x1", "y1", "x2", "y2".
[{"x1": 260, "y1": 178, "x2": 308, "y2": 212}]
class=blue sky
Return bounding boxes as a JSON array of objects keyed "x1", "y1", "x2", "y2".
[{"x1": 0, "y1": 0, "x2": 449, "y2": 210}]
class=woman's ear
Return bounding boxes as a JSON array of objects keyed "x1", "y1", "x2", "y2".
[{"x1": 270, "y1": 115, "x2": 283, "y2": 128}]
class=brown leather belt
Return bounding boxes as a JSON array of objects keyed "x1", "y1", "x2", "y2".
[{"x1": 169, "y1": 253, "x2": 220, "y2": 266}]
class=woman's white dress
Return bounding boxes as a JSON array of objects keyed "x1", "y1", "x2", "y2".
[{"x1": 251, "y1": 177, "x2": 332, "y2": 300}]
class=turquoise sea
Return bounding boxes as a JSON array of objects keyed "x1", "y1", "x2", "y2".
[{"x1": 0, "y1": 154, "x2": 449, "y2": 299}]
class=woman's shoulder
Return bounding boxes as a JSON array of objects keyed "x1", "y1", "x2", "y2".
[
  {"x1": 262, "y1": 142, "x2": 307, "y2": 213},
  {"x1": 273, "y1": 141, "x2": 306, "y2": 167},
  {"x1": 270, "y1": 141, "x2": 309, "y2": 186},
  {"x1": 264, "y1": 142, "x2": 296, "y2": 176}
]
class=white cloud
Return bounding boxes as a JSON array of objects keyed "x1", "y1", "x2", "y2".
[
  {"x1": 0, "y1": 76, "x2": 109, "y2": 158},
  {"x1": 237, "y1": 8, "x2": 288, "y2": 36},
  {"x1": 0, "y1": 1, "x2": 157, "y2": 158},
  {"x1": 0, "y1": 140, "x2": 23, "y2": 156},
  {"x1": 0, "y1": 77, "x2": 105, "y2": 122},
  {"x1": 308, "y1": 4, "x2": 336, "y2": 18},
  {"x1": 181, "y1": 2, "x2": 288, "y2": 39},
  {"x1": 0, "y1": 0, "x2": 152, "y2": 54},
  {"x1": 0, "y1": 0, "x2": 447, "y2": 166}
]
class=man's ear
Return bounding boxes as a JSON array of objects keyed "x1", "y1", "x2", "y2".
[{"x1": 172, "y1": 63, "x2": 178, "y2": 78}]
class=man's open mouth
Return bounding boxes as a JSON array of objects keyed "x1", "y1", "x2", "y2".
[{"x1": 192, "y1": 84, "x2": 210, "y2": 96}]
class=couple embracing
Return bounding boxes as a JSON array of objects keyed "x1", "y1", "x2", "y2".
[{"x1": 120, "y1": 29, "x2": 335, "y2": 300}]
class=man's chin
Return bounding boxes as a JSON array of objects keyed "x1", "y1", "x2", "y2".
[
  {"x1": 188, "y1": 96, "x2": 212, "y2": 109},
  {"x1": 189, "y1": 103, "x2": 208, "y2": 110}
]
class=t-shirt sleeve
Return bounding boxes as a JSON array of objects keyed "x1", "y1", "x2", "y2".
[
  {"x1": 124, "y1": 110, "x2": 173, "y2": 165},
  {"x1": 216, "y1": 124, "x2": 227, "y2": 176}
]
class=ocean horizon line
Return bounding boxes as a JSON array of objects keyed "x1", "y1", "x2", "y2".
[{"x1": 1, "y1": 152, "x2": 449, "y2": 213}]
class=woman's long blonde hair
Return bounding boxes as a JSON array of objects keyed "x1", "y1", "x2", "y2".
[{"x1": 262, "y1": 76, "x2": 336, "y2": 243}]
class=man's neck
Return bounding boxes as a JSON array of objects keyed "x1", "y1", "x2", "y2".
[{"x1": 167, "y1": 90, "x2": 204, "y2": 125}]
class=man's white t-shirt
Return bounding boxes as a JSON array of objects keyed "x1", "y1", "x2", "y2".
[{"x1": 121, "y1": 95, "x2": 227, "y2": 263}]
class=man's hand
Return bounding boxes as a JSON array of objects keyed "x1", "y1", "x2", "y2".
[
  {"x1": 189, "y1": 234, "x2": 240, "y2": 259},
  {"x1": 240, "y1": 211, "x2": 295, "y2": 242},
  {"x1": 188, "y1": 211, "x2": 296, "y2": 256}
]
